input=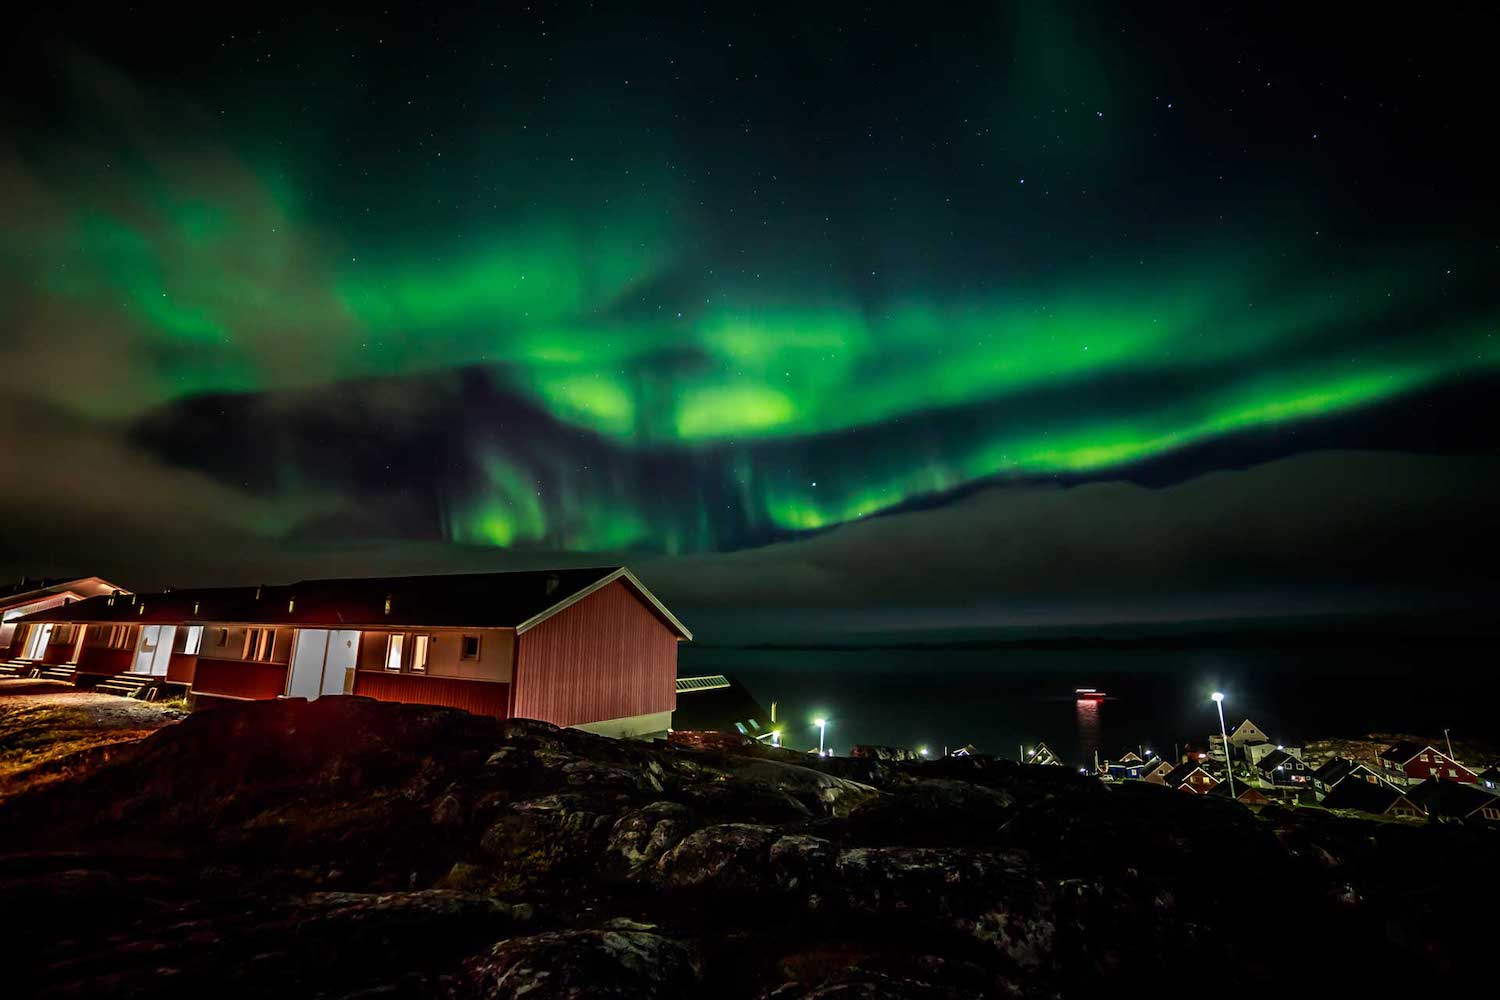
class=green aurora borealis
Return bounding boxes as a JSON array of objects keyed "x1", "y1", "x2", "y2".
[{"x1": 4, "y1": 3, "x2": 1498, "y2": 565}]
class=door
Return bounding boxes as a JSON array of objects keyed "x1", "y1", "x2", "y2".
[
  {"x1": 24, "y1": 623, "x2": 54, "y2": 659},
  {"x1": 286, "y1": 629, "x2": 359, "y2": 699},
  {"x1": 287, "y1": 629, "x2": 330, "y2": 699},
  {"x1": 322, "y1": 631, "x2": 359, "y2": 695},
  {"x1": 133, "y1": 625, "x2": 177, "y2": 676}
]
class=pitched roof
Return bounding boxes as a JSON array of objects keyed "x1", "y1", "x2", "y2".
[
  {"x1": 1207, "y1": 780, "x2": 1270, "y2": 804},
  {"x1": 1379, "y1": 741, "x2": 1430, "y2": 765},
  {"x1": 12, "y1": 567, "x2": 691, "y2": 639},
  {"x1": 1165, "y1": 762, "x2": 1215, "y2": 788},
  {"x1": 1255, "y1": 748, "x2": 1303, "y2": 773},
  {"x1": 1322, "y1": 778, "x2": 1416, "y2": 815},
  {"x1": 1312, "y1": 757, "x2": 1356, "y2": 785},
  {"x1": 1406, "y1": 779, "x2": 1500, "y2": 819},
  {"x1": 0, "y1": 577, "x2": 126, "y2": 615}
]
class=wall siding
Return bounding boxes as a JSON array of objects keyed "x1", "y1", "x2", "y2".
[
  {"x1": 77, "y1": 646, "x2": 136, "y2": 676},
  {"x1": 192, "y1": 658, "x2": 289, "y2": 700},
  {"x1": 513, "y1": 580, "x2": 679, "y2": 728},
  {"x1": 166, "y1": 653, "x2": 199, "y2": 685},
  {"x1": 352, "y1": 672, "x2": 511, "y2": 718}
]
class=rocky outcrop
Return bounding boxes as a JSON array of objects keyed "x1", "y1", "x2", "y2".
[
  {"x1": 468, "y1": 928, "x2": 699, "y2": 999},
  {"x1": 0, "y1": 696, "x2": 1495, "y2": 997}
]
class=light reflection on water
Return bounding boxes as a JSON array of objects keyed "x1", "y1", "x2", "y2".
[{"x1": 1074, "y1": 697, "x2": 1101, "y2": 767}]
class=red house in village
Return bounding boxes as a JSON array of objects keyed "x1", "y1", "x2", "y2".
[
  {"x1": 1378, "y1": 741, "x2": 1478, "y2": 787},
  {"x1": 9, "y1": 567, "x2": 691, "y2": 738}
]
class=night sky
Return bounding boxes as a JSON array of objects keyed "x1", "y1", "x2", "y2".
[{"x1": 3, "y1": 2, "x2": 1497, "y2": 638}]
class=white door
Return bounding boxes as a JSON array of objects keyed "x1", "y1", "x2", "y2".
[
  {"x1": 24, "y1": 623, "x2": 54, "y2": 659},
  {"x1": 323, "y1": 631, "x2": 360, "y2": 695},
  {"x1": 133, "y1": 625, "x2": 177, "y2": 676},
  {"x1": 287, "y1": 629, "x2": 330, "y2": 699},
  {"x1": 150, "y1": 625, "x2": 176, "y2": 675}
]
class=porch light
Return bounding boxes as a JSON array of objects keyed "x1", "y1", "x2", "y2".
[
  {"x1": 384, "y1": 595, "x2": 393, "y2": 615},
  {"x1": 288, "y1": 599, "x2": 296, "y2": 613},
  {"x1": 193, "y1": 602, "x2": 200, "y2": 615},
  {"x1": 138, "y1": 603, "x2": 145, "y2": 615}
]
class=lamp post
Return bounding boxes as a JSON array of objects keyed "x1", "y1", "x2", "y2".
[
  {"x1": 1211, "y1": 692, "x2": 1235, "y2": 798},
  {"x1": 814, "y1": 718, "x2": 828, "y2": 757}
]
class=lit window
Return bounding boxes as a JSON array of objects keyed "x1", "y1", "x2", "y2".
[
  {"x1": 385, "y1": 634, "x2": 405, "y2": 672},
  {"x1": 244, "y1": 628, "x2": 275, "y2": 662},
  {"x1": 183, "y1": 626, "x2": 203, "y2": 654},
  {"x1": 461, "y1": 635, "x2": 480, "y2": 660},
  {"x1": 412, "y1": 635, "x2": 429, "y2": 673}
]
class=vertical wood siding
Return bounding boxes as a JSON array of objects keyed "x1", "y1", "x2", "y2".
[
  {"x1": 352, "y1": 672, "x2": 511, "y2": 718},
  {"x1": 41, "y1": 642, "x2": 73, "y2": 665},
  {"x1": 191, "y1": 658, "x2": 289, "y2": 700},
  {"x1": 512, "y1": 580, "x2": 679, "y2": 728},
  {"x1": 76, "y1": 647, "x2": 136, "y2": 676},
  {"x1": 166, "y1": 653, "x2": 199, "y2": 685}
]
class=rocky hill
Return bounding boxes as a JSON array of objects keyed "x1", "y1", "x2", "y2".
[{"x1": 1, "y1": 697, "x2": 1496, "y2": 998}]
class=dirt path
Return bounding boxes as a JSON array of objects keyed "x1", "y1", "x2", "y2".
[{"x1": 0, "y1": 679, "x2": 184, "y2": 798}]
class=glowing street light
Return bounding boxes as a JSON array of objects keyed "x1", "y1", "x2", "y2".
[
  {"x1": 814, "y1": 717, "x2": 828, "y2": 756},
  {"x1": 1211, "y1": 692, "x2": 1236, "y2": 798}
]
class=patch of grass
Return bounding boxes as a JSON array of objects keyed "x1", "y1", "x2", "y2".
[{"x1": 0, "y1": 692, "x2": 182, "y2": 799}]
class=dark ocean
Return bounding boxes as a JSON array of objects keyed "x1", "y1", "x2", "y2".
[{"x1": 677, "y1": 629, "x2": 1498, "y2": 766}]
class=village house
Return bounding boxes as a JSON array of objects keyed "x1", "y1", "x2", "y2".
[
  {"x1": 1378, "y1": 742, "x2": 1478, "y2": 787},
  {"x1": 1164, "y1": 762, "x2": 1220, "y2": 795},
  {"x1": 1099, "y1": 749, "x2": 1162, "y2": 780},
  {"x1": 0, "y1": 576, "x2": 129, "y2": 675},
  {"x1": 1321, "y1": 777, "x2": 1424, "y2": 819},
  {"x1": 1406, "y1": 780, "x2": 1500, "y2": 823},
  {"x1": 1207, "y1": 780, "x2": 1272, "y2": 807},
  {"x1": 10, "y1": 567, "x2": 691, "y2": 738},
  {"x1": 1311, "y1": 757, "x2": 1398, "y2": 799},
  {"x1": 1479, "y1": 766, "x2": 1500, "y2": 792},
  {"x1": 1023, "y1": 742, "x2": 1062, "y2": 766},
  {"x1": 1209, "y1": 718, "x2": 1271, "y2": 762},
  {"x1": 1142, "y1": 758, "x2": 1176, "y2": 785},
  {"x1": 1254, "y1": 748, "x2": 1313, "y2": 788}
]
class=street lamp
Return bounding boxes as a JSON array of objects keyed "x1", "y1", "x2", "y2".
[
  {"x1": 814, "y1": 718, "x2": 828, "y2": 756},
  {"x1": 1211, "y1": 692, "x2": 1236, "y2": 798}
]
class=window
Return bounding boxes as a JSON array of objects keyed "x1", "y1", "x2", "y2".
[
  {"x1": 182, "y1": 626, "x2": 204, "y2": 655},
  {"x1": 215, "y1": 628, "x2": 229, "y2": 647},
  {"x1": 106, "y1": 625, "x2": 135, "y2": 650},
  {"x1": 461, "y1": 635, "x2": 481, "y2": 660},
  {"x1": 411, "y1": 634, "x2": 430, "y2": 673},
  {"x1": 385, "y1": 633, "x2": 405, "y2": 672},
  {"x1": 243, "y1": 628, "x2": 275, "y2": 662}
]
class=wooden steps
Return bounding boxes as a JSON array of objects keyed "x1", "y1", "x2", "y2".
[
  {"x1": 0, "y1": 661, "x2": 31, "y2": 678},
  {"x1": 94, "y1": 674, "x2": 157, "y2": 700},
  {"x1": 36, "y1": 665, "x2": 78, "y2": 684}
]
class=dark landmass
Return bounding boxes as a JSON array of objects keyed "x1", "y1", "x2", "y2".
[
  {"x1": 702, "y1": 609, "x2": 1500, "y2": 653},
  {"x1": 1, "y1": 697, "x2": 1496, "y2": 998}
]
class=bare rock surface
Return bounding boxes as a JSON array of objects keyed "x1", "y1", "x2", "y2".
[{"x1": 0, "y1": 696, "x2": 1496, "y2": 997}]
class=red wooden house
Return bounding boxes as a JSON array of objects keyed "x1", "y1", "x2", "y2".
[
  {"x1": 1378, "y1": 741, "x2": 1478, "y2": 787},
  {"x1": 12, "y1": 567, "x2": 692, "y2": 738}
]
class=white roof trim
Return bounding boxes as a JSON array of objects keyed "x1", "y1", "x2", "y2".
[{"x1": 514, "y1": 566, "x2": 693, "y2": 640}]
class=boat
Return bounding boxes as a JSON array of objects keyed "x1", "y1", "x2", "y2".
[{"x1": 1074, "y1": 688, "x2": 1107, "y2": 701}]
